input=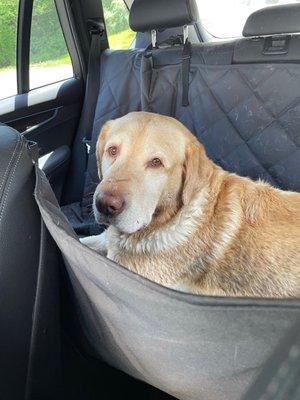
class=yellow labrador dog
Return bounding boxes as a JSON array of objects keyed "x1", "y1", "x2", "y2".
[{"x1": 81, "y1": 112, "x2": 300, "y2": 298}]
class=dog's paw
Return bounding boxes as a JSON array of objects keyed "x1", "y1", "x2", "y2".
[
  {"x1": 79, "y1": 236, "x2": 94, "y2": 246},
  {"x1": 79, "y1": 233, "x2": 107, "y2": 255}
]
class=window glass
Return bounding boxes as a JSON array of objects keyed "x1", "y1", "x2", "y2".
[
  {"x1": 102, "y1": 0, "x2": 136, "y2": 49},
  {"x1": 0, "y1": 0, "x2": 18, "y2": 100},
  {"x1": 30, "y1": 0, "x2": 73, "y2": 90},
  {"x1": 197, "y1": 0, "x2": 300, "y2": 39}
]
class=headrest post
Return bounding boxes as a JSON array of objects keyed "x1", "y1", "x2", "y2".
[
  {"x1": 183, "y1": 25, "x2": 188, "y2": 44},
  {"x1": 151, "y1": 29, "x2": 157, "y2": 48}
]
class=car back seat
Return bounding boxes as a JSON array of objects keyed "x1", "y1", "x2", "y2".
[
  {"x1": 34, "y1": 2, "x2": 300, "y2": 400},
  {"x1": 62, "y1": 1, "x2": 300, "y2": 236},
  {"x1": 141, "y1": 44, "x2": 300, "y2": 189}
]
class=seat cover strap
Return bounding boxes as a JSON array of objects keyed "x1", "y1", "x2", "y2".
[{"x1": 182, "y1": 40, "x2": 191, "y2": 106}]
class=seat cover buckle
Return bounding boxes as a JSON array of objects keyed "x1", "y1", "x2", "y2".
[
  {"x1": 83, "y1": 137, "x2": 91, "y2": 154},
  {"x1": 262, "y1": 35, "x2": 290, "y2": 55}
]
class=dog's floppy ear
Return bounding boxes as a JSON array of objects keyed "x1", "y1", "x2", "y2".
[
  {"x1": 96, "y1": 120, "x2": 113, "y2": 178},
  {"x1": 182, "y1": 140, "x2": 208, "y2": 205}
]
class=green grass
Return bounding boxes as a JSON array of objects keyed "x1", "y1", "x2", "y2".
[
  {"x1": 0, "y1": 65, "x2": 15, "y2": 72},
  {"x1": 0, "y1": 54, "x2": 71, "y2": 73},
  {"x1": 0, "y1": 29, "x2": 135, "y2": 73},
  {"x1": 108, "y1": 28, "x2": 135, "y2": 49},
  {"x1": 30, "y1": 54, "x2": 71, "y2": 68}
]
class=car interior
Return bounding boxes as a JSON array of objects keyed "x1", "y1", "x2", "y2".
[{"x1": 0, "y1": 0, "x2": 300, "y2": 399}]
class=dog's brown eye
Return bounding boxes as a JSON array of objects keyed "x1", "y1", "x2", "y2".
[
  {"x1": 108, "y1": 146, "x2": 118, "y2": 157},
  {"x1": 149, "y1": 158, "x2": 163, "y2": 168}
]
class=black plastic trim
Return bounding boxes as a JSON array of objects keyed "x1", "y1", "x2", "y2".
[
  {"x1": 17, "y1": 0, "x2": 33, "y2": 93},
  {"x1": 54, "y1": 0, "x2": 84, "y2": 80}
]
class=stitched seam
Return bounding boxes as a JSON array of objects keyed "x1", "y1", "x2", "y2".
[
  {"x1": 0, "y1": 141, "x2": 24, "y2": 225},
  {"x1": 214, "y1": 68, "x2": 295, "y2": 186},
  {"x1": 198, "y1": 68, "x2": 256, "y2": 159},
  {"x1": 268, "y1": 148, "x2": 299, "y2": 171},
  {"x1": 93, "y1": 96, "x2": 140, "y2": 125},
  {"x1": 238, "y1": 66, "x2": 300, "y2": 127},
  {"x1": 0, "y1": 134, "x2": 20, "y2": 195},
  {"x1": 246, "y1": 66, "x2": 278, "y2": 90},
  {"x1": 175, "y1": 66, "x2": 280, "y2": 185},
  {"x1": 237, "y1": 68, "x2": 299, "y2": 164},
  {"x1": 238, "y1": 67, "x2": 300, "y2": 127}
]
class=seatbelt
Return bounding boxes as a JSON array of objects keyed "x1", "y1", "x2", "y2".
[{"x1": 82, "y1": 19, "x2": 106, "y2": 155}]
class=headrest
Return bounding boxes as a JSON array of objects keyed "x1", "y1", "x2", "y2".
[
  {"x1": 129, "y1": 0, "x2": 199, "y2": 32},
  {"x1": 243, "y1": 3, "x2": 300, "y2": 37}
]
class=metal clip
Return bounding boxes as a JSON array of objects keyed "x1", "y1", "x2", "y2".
[
  {"x1": 83, "y1": 138, "x2": 91, "y2": 154},
  {"x1": 151, "y1": 29, "x2": 157, "y2": 48},
  {"x1": 183, "y1": 25, "x2": 188, "y2": 44}
]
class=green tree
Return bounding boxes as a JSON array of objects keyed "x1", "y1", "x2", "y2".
[
  {"x1": 30, "y1": 0, "x2": 69, "y2": 64},
  {"x1": 0, "y1": 0, "x2": 18, "y2": 68},
  {"x1": 0, "y1": 0, "x2": 68, "y2": 69},
  {"x1": 102, "y1": 0, "x2": 129, "y2": 36}
]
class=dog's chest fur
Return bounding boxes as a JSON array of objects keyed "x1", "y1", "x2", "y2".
[
  {"x1": 105, "y1": 185, "x2": 245, "y2": 293},
  {"x1": 105, "y1": 180, "x2": 300, "y2": 298}
]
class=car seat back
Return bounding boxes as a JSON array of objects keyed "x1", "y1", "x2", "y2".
[
  {"x1": 141, "y1": 45, "x2": 300, "y2": 191},
  {"x1": 0, "y1": 126, "x2": 41, "y2": 398},
  {"x1": 0, "y1": 125, "x2": 62, "y2": 399},
  {"x1": 63, "y1": 1, "x2": 300, "y2": 236}
]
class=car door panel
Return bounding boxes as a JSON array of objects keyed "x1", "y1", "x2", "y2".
[{"x1": 0, "y1": 77, "x2": 83, "y2": 156}]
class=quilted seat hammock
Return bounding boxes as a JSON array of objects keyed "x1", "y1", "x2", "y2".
[{"x1": 39, "y1": 44, "x2": 300, "y2": 400}]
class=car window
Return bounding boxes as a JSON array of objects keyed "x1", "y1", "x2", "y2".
[
  {"x1": 30, "y1": 0, "x2": 73, "y2": 90},
  {"x1": 0, "y1": 0, "x2": 18, "y2": 100},
  {"x1": 102, "y1": 0, "x2": 136, "y2": 49},
  {"x1": 197, "y1": 0, "x2": 300, "y2": 39}
]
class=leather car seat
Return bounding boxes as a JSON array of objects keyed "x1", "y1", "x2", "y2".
[{"x1": 0, "y1": 125, "x2": 41, "y2": 399}]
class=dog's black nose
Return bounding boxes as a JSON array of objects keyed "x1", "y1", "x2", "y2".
[{"x1": 95, "y1": 191, "x2": 125, "y2": 217}]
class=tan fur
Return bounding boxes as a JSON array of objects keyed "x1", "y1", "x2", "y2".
[{"x1": 91, "y1": 112, "x2": 300, "y2": 298}]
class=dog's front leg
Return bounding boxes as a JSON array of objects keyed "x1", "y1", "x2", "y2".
[{"x1": 80, "y1": 231, "x2": 107, "y2": 256}]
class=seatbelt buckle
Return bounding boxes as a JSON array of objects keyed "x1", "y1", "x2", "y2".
[{"x1": 83, "y1": 137, "x2": 91, "y2": 154}]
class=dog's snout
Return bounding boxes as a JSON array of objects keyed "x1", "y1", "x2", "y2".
[{"x1": 95, "y1": 191, "x2": 125, "y2": 217}]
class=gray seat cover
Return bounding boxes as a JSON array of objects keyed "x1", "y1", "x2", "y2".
[
  {"x1": 53, "y1": 41, "x2": 300, "y2": 399},
  {"x1": 35, "y1": 165, "x2": 300, "y2": 400}
]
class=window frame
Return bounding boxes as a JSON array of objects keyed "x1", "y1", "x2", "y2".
[
  {"x1": 17, "y1": 0, "x2": 33, "y2": 93},
  {"x1": 15, "y1": 0, "x2": 82, "y2": 96}
]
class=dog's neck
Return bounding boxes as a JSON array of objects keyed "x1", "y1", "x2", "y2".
[{"x1": 109, "y1": 184, "x2": 211, "y2": 254}]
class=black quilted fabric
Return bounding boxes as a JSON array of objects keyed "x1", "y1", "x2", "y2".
[
  {"x1": 81, "y1": 49, "x2": 143, "y2": 220},
  {"x1": 142, "y1": 53, "x2": 300, "y2": 191},
  {"x1": 75, "y1": 45, "x2": 300, "y2": 231}
]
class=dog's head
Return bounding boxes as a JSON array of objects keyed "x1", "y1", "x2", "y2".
[{"x1": 93, "y1": 112, "x2": 210, "y2": 234}]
